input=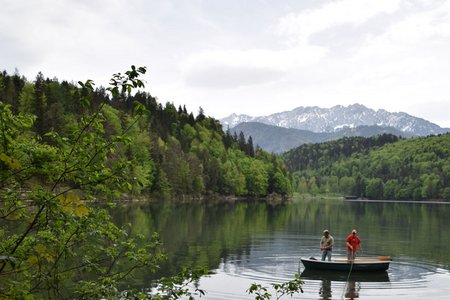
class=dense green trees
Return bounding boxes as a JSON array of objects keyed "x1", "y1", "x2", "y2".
[
  {"x1": 0, "y1": 69, "x2": 292, "y2": 200},
  {"x1": 284, "y1": 134, "x2": 450, "y2": 200},
  {"x1": 0, "y1": 68, "x2": 168, "y2": 298},
  {"x1": 0, "y1": 66, "x2": 294, "y2": 298}
]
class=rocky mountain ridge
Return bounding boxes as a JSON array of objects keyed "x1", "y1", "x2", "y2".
[
  {"x1": 221, "y1": 103, "x2": 449, "y2": 153},
  {"x1": 221, "y1": 103, "x2": 447, "y2": 137}
]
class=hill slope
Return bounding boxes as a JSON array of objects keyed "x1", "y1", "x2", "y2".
[
  {"x1": 284, "y1": 133, "x2": 450, "y2": 200},
  {"x1": 231, "y1": 122, "x2": 408, "y2": 153}
]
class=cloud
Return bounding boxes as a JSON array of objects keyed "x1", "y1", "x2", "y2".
[
  {"x1": 275, "y1": 0, "x2": 401, "y2": 45},
  {"x1": 175, "y1": 0, "x2": 450, "y2": 128},
  {"x1": 344, "y1": 1, "x2": 450, "y2": 87},
  {"x1": 0, "y1": 33, "x2": 39, "y2": 74},
  {"x1": 1, "y1": 0, "x2": 450, "y2": 128},
  {"x1": 406, "y1": 100, "x2": 450, "y2": 128},
  {"x1": 179, "y1": 52, "x2": 278, "y2": 89},
  {"x1": 183, "y1": 64, "x2": 284, "y2": 89},
  {"x1": 181, "y1": 46, "x2": 327, "y2": 89},
  {"x1": 378, "y1": 0, "x2": 450, "y2": 43}
]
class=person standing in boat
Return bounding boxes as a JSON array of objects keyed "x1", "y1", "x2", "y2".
[
  {"x1": 320, "y1": 229, "x2": 334, "y2": 261},
  {"x1": 346, "y1": 229, "x2": 362, "y2": 260}
]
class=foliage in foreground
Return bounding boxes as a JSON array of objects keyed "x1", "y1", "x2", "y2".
[
  {"x1": 0, "y1": 67, "x2": 204, "y2": 299},
  {"x1": 0, "y1": 65, "x2": 303, "y2": 299},
  {"x1": 247, "y1": 274, "x2": 303, "y2": 300}
]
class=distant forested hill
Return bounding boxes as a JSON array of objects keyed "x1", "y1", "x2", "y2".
[
  {"x1": 283, "y1": 134, "x2": 450, "y2": 200},
  {"x1": 230, "y1": 121, "x2": 408, "y2": 153},
  {"x1": 0, "y1": 70, "x2": 292, "y2": 198}
]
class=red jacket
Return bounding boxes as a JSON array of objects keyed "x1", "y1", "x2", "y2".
[{"x1": 346, "y1": 234, "x2": 361, "y2": 253}]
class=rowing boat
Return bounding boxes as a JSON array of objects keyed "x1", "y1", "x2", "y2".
[
  {"x1": 300, "y1": 268, "x2": 390, "y2": 282},
  {"x1": 300, "y1": 256, "x2": 391, "y2": 272}
]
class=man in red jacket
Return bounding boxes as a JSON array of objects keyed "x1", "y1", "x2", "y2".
[{"x1": 346, "y1": 229, "x2": 362, "y2": 260}]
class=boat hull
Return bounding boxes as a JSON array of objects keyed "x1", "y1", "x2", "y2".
[
  {"x1": 301, "y1": 256, "x2": 390, "y2": 272},
  {"x1": 300, "y1": 269, "x2": 390, "y2": 282}
]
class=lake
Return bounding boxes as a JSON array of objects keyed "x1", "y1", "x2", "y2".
[{"x1": 111, "y1": 197, "x2": 450, "y2": 299}]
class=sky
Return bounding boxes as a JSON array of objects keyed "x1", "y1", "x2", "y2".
[{"x1": 2, "y1": 0, "x2": 450, "y2": 127}]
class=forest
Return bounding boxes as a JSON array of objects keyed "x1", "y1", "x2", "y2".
[
  {"x1": 0, "y1": 67, "x2": 298, "y2": 299},
  {"x1": 284, "y1": 133, "x2": 450, "y2": 200},
  {"x1": 0, "y1": 69, "x2": 292, "y2": 200}
]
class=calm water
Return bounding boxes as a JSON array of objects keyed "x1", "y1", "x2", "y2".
[{"x1": 112, "y1": 198, "x2": 450, "y2": 299}]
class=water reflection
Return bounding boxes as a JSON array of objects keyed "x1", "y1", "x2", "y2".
[
  {"x1": 344, "y1": 281, "x2": 360, "y2": 300},
  {"x1": 319, "y1": 279, "x2": 332, "y2": 299},
  {"x1": 111, "y1": 198, "x2": 450, "y2": 299},
  {"x1": 301, "y1": 269, "x2": 388, "y2": 300}
]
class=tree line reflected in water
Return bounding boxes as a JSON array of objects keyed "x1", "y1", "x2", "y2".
[{"x1": 110, "y1": 198, "x2": 450, "y2": 296}]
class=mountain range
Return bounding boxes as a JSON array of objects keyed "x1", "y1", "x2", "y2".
[{"x1": 220, "y1": 104, "x2": 449, "y2": 153}]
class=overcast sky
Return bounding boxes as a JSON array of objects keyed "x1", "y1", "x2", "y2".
[{"x1": 2, "y1": 0, "x2": 450, "y2": 127}]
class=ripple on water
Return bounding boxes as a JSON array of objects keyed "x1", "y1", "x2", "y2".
[{"x1": 198, "y1": 253, "x2": 450, "y2": 300}]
